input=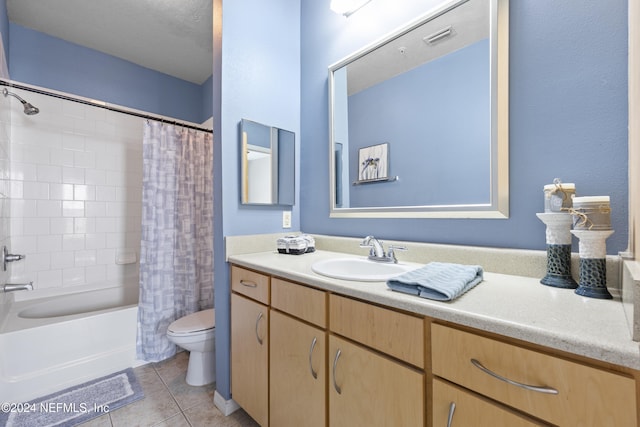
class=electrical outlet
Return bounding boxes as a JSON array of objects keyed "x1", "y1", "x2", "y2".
[{"x1": 282, "y1": 211, "x2": 292, "y2": 228}]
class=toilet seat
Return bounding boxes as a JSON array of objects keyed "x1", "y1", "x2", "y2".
[{"x1": 168, "y1": 308, "x2": 215, "y2": 335}]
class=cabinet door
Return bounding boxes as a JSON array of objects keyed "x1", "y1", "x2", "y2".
[
  {"x1": 329, "y1": 335, "x2": 424, "y2": 427},
  {"x1": 270, "y1": 310, "x2": 326, "y2": 427},
  {"x1": 231, "y1": 293, "x2": 269, "y2": 427},
  {"x1": 433, "y1": 378, "x2": 546, "y2": 427}
]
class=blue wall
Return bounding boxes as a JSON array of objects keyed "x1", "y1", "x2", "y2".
[
  {"x1": 300, "y1": 0, "x2": 628, "y2": 254},
  {"x1": 9, "y1": 23, "x2": 211, "y2": 124},
  {"x1": 214, "y1": 0, "x2": 301, "y2": 401}
]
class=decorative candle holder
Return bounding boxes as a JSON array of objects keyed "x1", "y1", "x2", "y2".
[
  {"x1": 536, "y1": 212, "x2": 577, "y2": 289},
  {"x1": 543, "y1": 179, "x2": 575, "y2": 213},
  {"x1": 570, "y1": 229, "x2": 614, "y2": 299}
]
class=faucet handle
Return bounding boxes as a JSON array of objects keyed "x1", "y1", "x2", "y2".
[{"x1": 387, "y1": 245, "x2": 407, "y2": 263}]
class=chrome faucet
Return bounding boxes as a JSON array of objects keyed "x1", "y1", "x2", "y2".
[
  {"x1": 361, "y1": 236, "x2": 385, "y2": 258},
  {"x1": 2, "y1": 281, "x2": 33, "y2": 293},
  {"x1": 360, "y1": 236, "x2": 406, "y2": 263}
]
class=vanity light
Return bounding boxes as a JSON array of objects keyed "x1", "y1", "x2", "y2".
[{"x1": 330, "y1": 0, "x2": 372, "y2": 17}]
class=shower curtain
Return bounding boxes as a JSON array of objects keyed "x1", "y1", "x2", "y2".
[{"x1": 136, "y1": 121, "x2": 214, "y2": 362}]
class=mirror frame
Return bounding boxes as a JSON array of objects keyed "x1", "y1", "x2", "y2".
[{"x1": 328, "y1": 0, "x2": 509, "y2": 218}]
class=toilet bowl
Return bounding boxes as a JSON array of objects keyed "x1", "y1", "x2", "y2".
[{"x1": 166, "y1": 308, "x2": 215, "y2": 386}]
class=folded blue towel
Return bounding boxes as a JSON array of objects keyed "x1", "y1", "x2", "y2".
[{"x1": 386, "y1": 262, "x2": 483, "y2": 301}]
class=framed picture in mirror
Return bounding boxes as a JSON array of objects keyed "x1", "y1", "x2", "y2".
[{"x1": 358, "y1": 142, "x2": 389, "y2": 182}]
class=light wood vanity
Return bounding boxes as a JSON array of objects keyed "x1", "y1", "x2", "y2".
[{"x1": 228, "y1": 250, "x2": 640, "y2": 427}]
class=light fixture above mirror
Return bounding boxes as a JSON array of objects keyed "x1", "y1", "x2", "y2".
[{"x1": 330, "y1": 0, "x2": 373, "y2": 17}]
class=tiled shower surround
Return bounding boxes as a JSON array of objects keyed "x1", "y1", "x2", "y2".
[
  {"x1": 2, "y1": 87, "x2": 143, "y2": 291},
  {"x1": 0, "y1": 90, "x2": 10, "y2": 294}
]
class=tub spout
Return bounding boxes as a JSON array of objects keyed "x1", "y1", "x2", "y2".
[{"x1": 2, "y1": 282, "x2": 33, "y2": 293}]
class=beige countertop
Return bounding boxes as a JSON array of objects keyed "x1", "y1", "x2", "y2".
[{"x1": 228, "y1": 249, "x2": 640, "y2": 371}]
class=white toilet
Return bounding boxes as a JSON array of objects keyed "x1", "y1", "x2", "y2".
[{"x1": 166, "y1": 308, "x2": 216, "y2": 386}]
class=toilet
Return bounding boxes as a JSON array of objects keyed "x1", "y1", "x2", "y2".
[{"x1": 166, "y1": 308, "x2": 216, "y2": 386}]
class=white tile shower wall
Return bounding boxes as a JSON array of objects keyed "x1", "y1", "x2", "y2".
[
  {"x1": 5, "y1": 89, "x2": 143, "y2": 291},
  {"x1": 0, "y1": 92, "x2": 10, "y2": 303}
]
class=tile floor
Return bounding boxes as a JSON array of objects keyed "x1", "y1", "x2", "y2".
[{"x1": 80, "y1": 352, "x2": 259, "y2": 427}]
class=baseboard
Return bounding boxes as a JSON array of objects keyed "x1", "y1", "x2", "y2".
[{"x1": 213, "y1": 390, "x2": 241, "y2": 416}]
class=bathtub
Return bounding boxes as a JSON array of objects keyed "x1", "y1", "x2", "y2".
[{"x1": 0, "y1": 283, "x2": 143, "y2": 402}]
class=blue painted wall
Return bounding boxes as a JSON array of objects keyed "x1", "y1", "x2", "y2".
[
  {"x1": 300, "y1": 0, "x2": 628, "y2": 254},
  {"x1": 9, "y1": 23, "x2": 211, "y2": 124},
  {"x1": 214, "y1": 0, "x2": 301, "y2": 401},
  {"x1": 220, "y1": 0, "x2": 301, "y2": 237}
]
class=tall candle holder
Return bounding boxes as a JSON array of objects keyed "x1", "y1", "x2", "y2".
[
  {"x1": 570, "y1": 229, "x2": 614, "y2": 299},
  {"x1": 536, "y1": 212, "x2": 577, "y2": 288}
]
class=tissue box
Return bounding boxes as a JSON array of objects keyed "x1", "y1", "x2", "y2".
[{"x1": 277, "y1": 234, "x2": 315, "y2": 255}]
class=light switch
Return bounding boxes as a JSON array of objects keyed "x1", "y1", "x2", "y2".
[{"x1": 282, "y1": 211, "x2": 292, "y2": 228}]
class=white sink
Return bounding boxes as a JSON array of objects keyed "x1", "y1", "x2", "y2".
[{"x1": 311, "y1": 257, "x2": 415, "y2": 282}]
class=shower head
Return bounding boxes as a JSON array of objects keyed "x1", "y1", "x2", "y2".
[{"x1": 3, "y1": 88, "x2": 39, "y2": 115}]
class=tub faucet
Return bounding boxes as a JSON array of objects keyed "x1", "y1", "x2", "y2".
[{"x1": 2, "y1": 282, "x2": 33, "y2": 293}]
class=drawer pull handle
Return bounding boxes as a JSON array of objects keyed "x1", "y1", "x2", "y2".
[
  {"x1": 470, "y1": 358, "x2": 559, "y2": 395},
  {"x1": 309, "y1": 337, "x2": 318, "y2": 379},
  {"x1": 255, "y1": 312, "x2": 264, "y2": 345},
  {"x1": 332, "y1": 349, "x2": 342, "y2": 394},
  {"x1": 447, "y1": 402, "x2": 456, "y2": 427},
  {"x1": 240, "y1": 280, "x2": 258, "y2": 288}
]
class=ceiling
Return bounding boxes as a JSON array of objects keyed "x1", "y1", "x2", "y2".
[{"x1": 7, "y1": 0, "x2": 213, "y2": 85}]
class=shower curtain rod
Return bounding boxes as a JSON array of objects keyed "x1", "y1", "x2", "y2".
[{"x1": 0, "y1": 80, "x2": 213, "y2": 134}]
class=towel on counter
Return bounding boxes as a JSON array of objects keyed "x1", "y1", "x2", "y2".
[{"x1": 386, "y1": 262, "x2": 484, "y2": 301}]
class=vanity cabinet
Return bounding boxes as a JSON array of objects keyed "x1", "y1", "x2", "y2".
[
  {"x1": 229, "y1": 263, "x2": 639, "y2": 427},
  {"x1": 431, "y1": 323, "x2": 638, "y2": 426},
  {"x1": 269, "y1": 278, "x2": 327, "y2": 427},
  {"x1": 328, "y1": 294, "x2": 425, "y2": 427},
  {"x1": 230, "y1": 267, "x2": 270, "y2": 427}
]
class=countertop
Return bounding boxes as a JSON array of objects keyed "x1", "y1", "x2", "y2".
[{"x1": 228, "y1": 249, "x2": 640, "y2": 371}]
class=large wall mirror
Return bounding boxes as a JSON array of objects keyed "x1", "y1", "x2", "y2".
[
  {"x1": 328, "y1": 0, "x2": 509, "y2": 218},
  {"x1": 241, "y1": 119, "x2": 296, "y2": 206}
]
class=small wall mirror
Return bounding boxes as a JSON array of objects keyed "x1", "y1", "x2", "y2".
[
  {"x1": 241, "y1": 119, "x2": 295, "y2": 206},
  {"x1": 329, "y1": 0, "x2": 509, "y2": 218}
]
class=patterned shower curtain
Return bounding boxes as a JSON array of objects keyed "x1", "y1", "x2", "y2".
[{"x1": 136, "y1": 121, "x2": 214, "y2": 362}]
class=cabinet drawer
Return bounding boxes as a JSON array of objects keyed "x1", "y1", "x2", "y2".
[
  {"x1": 330, "y1": 294, "x2": 424, "y2": 368},
  {"x1": 433, "y1": 378, "x2": 546, "y2": 426},
  {"x1": 271, "y1": 278, "x2": 327, "y2": 327},
  {"x1": 431, "y1": 323, "x2": 637, "y2": 426},
  {"x1": 231, "y1": 265, "x2": 270, "y2": 304}
]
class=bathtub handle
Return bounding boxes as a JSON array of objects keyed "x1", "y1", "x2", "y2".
[
  {"x1": 240, "y1": 280, "x2": 258, "y2": 288},
  {"x1": 255, "y1": 311, "x2": 264, "y2": 345}
]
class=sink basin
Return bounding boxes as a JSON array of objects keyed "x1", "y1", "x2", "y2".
[{"x1": 311, "y1": 257, "x2": 415, "y2": 282}]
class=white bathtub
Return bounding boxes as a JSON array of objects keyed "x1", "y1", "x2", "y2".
[{"x1": 0, "y1": 283, "x2": 143, "y2": 402}]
